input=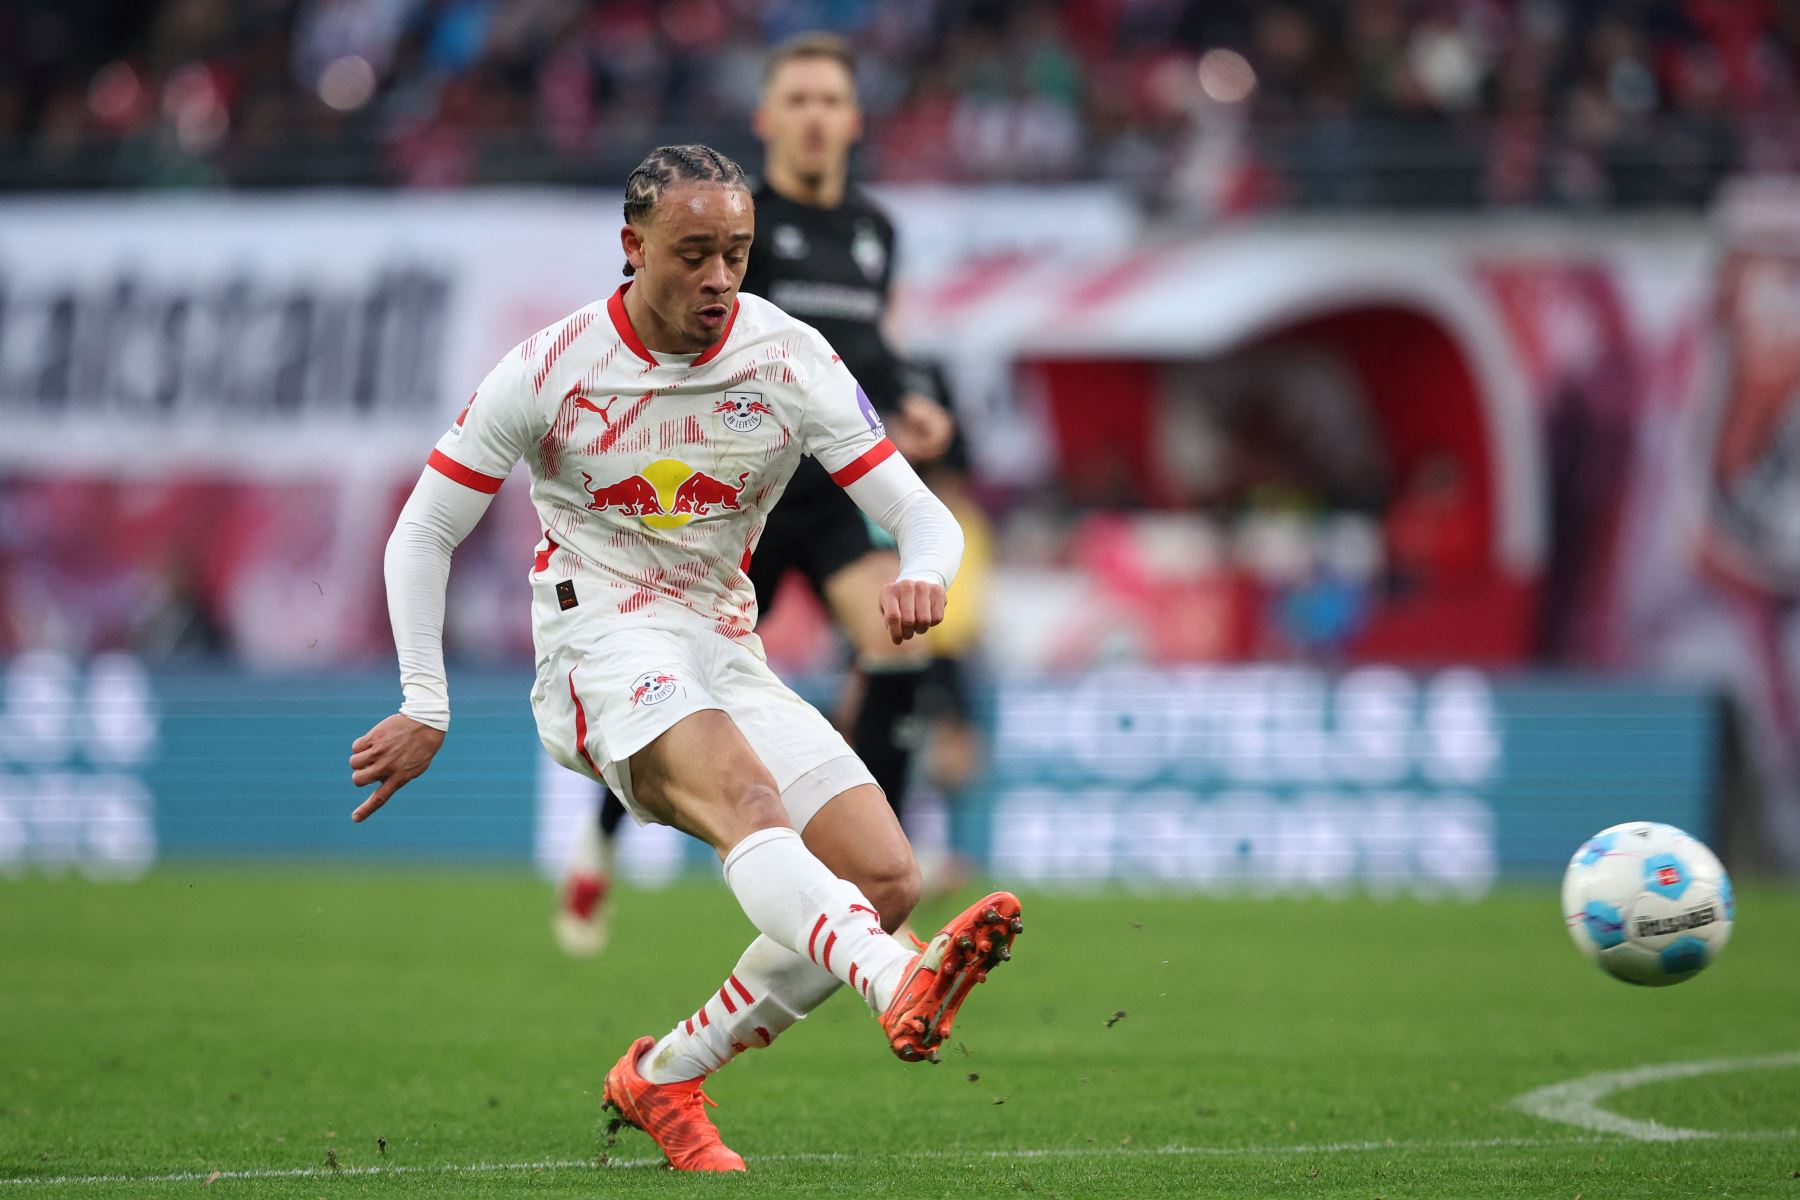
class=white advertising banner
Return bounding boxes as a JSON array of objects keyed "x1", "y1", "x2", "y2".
[
  {"x1": 0, "y1": 186, "x2": 1140, "y2": 479},
  {"x1": 0, "y1": 191, "x2": 628, "y2": 477}
]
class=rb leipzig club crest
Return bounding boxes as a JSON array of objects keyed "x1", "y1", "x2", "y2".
[
  {"x1": 714, "y1": 391, "x2": 773, "y2": 433},
  {"x1": 628, "y1": 670, "x2": 679, "y2": 707}
]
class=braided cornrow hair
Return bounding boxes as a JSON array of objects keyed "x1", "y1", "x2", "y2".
[{"x1": 621, "y1": 144, "x2": 750, "y2": 276}]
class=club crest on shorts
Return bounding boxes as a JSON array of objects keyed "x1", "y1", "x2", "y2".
[
  {"x1": 629, "y1": 670, "x2": 679, "y2": 707},
  {"x1": 714, "y1": 391, "x2": 773, "y2": 433}
]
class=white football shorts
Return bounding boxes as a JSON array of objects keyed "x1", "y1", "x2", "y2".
[{"x1": 530, "y1": 618, "x2": 875, "y2": 831}]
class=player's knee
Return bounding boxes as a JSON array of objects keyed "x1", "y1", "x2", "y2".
[
  {"x1": 726, "y1": 778, "x2": 788, "y2": 833},
  {"x1": 861, "y1": 856, "x2": 921, "y2": 932}
]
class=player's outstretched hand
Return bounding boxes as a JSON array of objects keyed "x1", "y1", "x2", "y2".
[
  {"x1": 887, "y1": 393, "x2": 955, "y2": 463},
  {"x1": 348, "y1": 713, "x2": 445, "y2": 823},
  {"x1": 879, "y1": 579, "x2": 947, "y2": 645}
]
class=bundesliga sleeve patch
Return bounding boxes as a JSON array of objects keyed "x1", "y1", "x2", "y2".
[{"x1": 855, "y1": 383, "x2": 885, "y2": 435}]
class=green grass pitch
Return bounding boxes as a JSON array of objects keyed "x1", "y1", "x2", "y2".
[{"x1": 3, "y1": 869, "x2": 1797, "y2": 1197}]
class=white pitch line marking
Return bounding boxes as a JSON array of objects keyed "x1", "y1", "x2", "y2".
[
  {"x1": 1511, "y1": 1051, "x2": 1800, "y2": 1141},
  {"x1": 4, "y1": 1131, "x2": 1798, "y2": 1188}
]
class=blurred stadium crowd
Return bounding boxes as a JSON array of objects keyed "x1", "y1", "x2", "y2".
[{"x1": 2, "y1": 0, "x2": 1797, "y2": 206}]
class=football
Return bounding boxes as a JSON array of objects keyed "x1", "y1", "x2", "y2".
[{"x1": 1562, "y1": 822, "x2": 1734, "y2": 986}]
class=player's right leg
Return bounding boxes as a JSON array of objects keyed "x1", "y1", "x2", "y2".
[
  {"x1": 629, "y1": 777, "x2": 919, "y2": 1088},
  {"x1": 543, "y1": 644, "x2": 1016, "y2": 1168},
  {"x1": 621, "y1": 711, "x2": 925, "y2": 1000},
  {"x1": 597, "y1": 713, "x2": 919, "y2": 1171},
  {"x1": 621, "y1": 708, "x2": 1020, "y2": 1032}
]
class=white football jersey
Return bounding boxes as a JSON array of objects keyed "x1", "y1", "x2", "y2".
[{"x1": 428, "y1": 284, "x2": 893, "y2": 642}]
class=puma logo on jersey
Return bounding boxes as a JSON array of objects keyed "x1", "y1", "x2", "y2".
[{"x1": 572, "y1": 394, "x2": 620, "y2": 427}]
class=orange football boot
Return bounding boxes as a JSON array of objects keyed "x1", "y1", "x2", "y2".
[
  {"x1": 601, "y1": 1036, "x2": 746, "y2": 1172},
  {"x1": 879, "y1": 891, "x2": 1022, "y2": 1063}
]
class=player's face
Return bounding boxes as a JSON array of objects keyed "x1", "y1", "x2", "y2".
[
  {"x1": 622, "y1": 182, "x2": 753, "y2": 350},
  {"x1": 756, "y1": 57, "x2": 861, "y2": 181}
]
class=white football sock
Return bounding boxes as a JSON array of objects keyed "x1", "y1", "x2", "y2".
[
  {"x1": 720, "y1": 827, "x2": 916, "y2": 1014},
  {"x1": 637, "y1": 936, "x2": 839, "y2": 1084}
]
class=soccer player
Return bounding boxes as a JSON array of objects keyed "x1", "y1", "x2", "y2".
[
  {"x1": 555, "y1": 34, "x2": 954, "y2": 955},
  {"x1": 348, "y1": 145, "x2": 1022, "y2": 1172}
]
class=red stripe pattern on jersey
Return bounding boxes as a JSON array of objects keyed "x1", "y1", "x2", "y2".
[
  {"x1": 428, "y1": 449, "x2": 504, "y2": 493},
  {"x1": 828, "y1": 437, "x2": 898, "y2": 487},
  {"x1": 807, "y1": 914, "x2": 828, "y2": 963},
  {"x1": 533, "y1": 532, "x2": 559, "y2": 574},
  {"x1": 533, "y1": 311, "x2": 596, "y2": 394},
  {"x1": 594, "y1": 393, "x2": 655, "y2": 455}
]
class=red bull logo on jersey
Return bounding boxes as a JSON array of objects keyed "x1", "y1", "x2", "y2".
[
  {"x1": 580, "y1": 471, "x2": 662, "y2": 516},
  {"x1": 714, "y1": 390, "x2": 775, "y2": 433},
  {"x1": 580, "y1": 458, "x2": 749, "y2": 529},
  {"x1": 629, "y1": 670, "x2": 679, "y2": 707},
  {"x1": 672, "y1": 469, "x2": 749, "y2": 516}
]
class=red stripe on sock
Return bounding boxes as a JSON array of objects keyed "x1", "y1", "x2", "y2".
[
  {"x1": 807, "y1": 914, "x2": 828, "y2": 963},
  {"x1": 718, "y1": 986, "x2": 736, "y2": 1015},
  {"x1": 685, "y1": 1018, "x2": 694, "y2": 1036},
  {"x1": 848, "y1": 963, "x2": 859, "y2": 990},
  {"x1": 697, "y1": 1007, "x2": 710, "y2": 1028},
  {"x1": 755, "y1": 1026, "x2": 772, "y2": 1046},
  {"x1": 729, "y1": 974, "x2": 753, "y2": 1004},
  {"x1": 822, "y1": 932, "x2": 837, "y2": 973},
  {"x1": 861, "y1": 976, "x2": 871, "y2": 998}
]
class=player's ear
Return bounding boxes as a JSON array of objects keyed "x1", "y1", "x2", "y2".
[
  {"x1": 751, "y1": 102, "x2": 768, "y2": 142},
  {"x1": 621, "y1": 224, "x2": 646, "y2": 274},
  {"x1": 849, "y1": 106, "x2": 863, "y2": 145}
]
